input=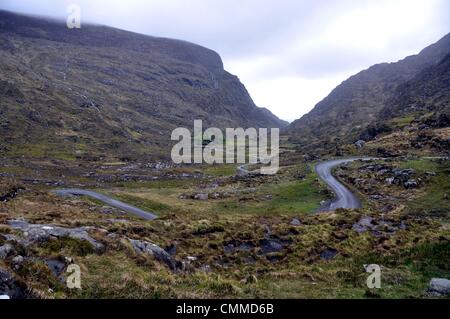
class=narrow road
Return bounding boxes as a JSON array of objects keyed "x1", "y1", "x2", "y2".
[
  {"x1": 53, "y1": 189, "x2": 157, "y2": 220},
  {"x1": 237, "y1": 164, "x2": 254, "y2": 175},
  {"x1": 315, "y1": 158, "x2": 364, "y2": 211}
]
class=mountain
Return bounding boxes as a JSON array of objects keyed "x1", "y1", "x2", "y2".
[
  {"x1": 286, "y1": 33, "x2": 450, "y2": 151},
  {"x1": 353, "y1": 52, "x2": 450, "y2": 156},
  {"x1": 379, "y1": 53, "x2": 450, "y2": 123},
  {"x1": 0, "y1": 10, "x2": 287, "y2": 161}
]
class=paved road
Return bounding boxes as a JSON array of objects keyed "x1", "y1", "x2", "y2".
[
  {"x1": 237, "y1": 164, "x2": 255, "y2": 175},
  {"x1": 315, "y1": 158, "x2": 365, "y2": 211},
  {"x1": 53, "y1": 189, "x2": 157, "y2": 220}
]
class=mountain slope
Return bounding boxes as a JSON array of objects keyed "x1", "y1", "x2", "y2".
[
  {"x1": 355, "y1": 52, "x2": 450, "y2": 156},
  {"x1": 0, "y1": 10, "x2": 287, "y2": 161},
  {"x1": 379, "y1": 53, "x2": 450, "y2": 122},
  {"x1": 287, "y1": 33, "x2": 450, "y2": 150}
]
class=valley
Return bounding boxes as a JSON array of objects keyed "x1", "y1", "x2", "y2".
[
  {"x1": 0, "y1": 10, "x2": 449, "y2": 300},
  {"x1": 1, "y1": 152, "x2": 448, "y2": 298}
]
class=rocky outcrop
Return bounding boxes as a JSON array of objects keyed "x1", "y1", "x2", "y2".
[
  {"x1": 129, "y1": 239, "x2": 177, "y2": 271},
  {"x1": 352, "y1": 216, "x2": 406, "y2": 237},
  {"x1": 7, "y1": 219, "x2": 104, "y2": 252}
]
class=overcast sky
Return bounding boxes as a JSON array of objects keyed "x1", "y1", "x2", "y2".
[{"x1": 1, "y1": 0, "x2": 449, "y2": 121}]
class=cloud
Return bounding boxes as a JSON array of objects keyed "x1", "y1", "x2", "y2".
[{"x1": 1, "y1": 0, "x2": 449, "y2": 121}]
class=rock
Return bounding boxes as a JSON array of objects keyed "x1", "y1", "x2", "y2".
[
  {"x1": 0, "y1": 268, "x2": 26, "y2": 299},
  {"x1": 425, "y1": 113, "x2": 450, "y2": 128},
  {"x1": 377, "y1": 169, "x2": 391, "y2": 176},
  {"x1": 385, "y1": 177, "x2": 395, "y2": 185},
  {"x1": 193, "y1": 193, "x2": 208, "y2": 201},
  {"x1": 210, "y1": 193, "x2": 221, "y2": 199},
  {"x1": 320, "y1": 248, "x2": 338, "y2": 260},
  {"x1": 0, "y1": 187, "x2": 23, "y2": 203},
  {"x1": 352, "y1": 217, "x2": 375, "y2": 234},
  {"x1": 100, "y1": 206, "x2": 116, "y2": 214},
  {"x1": 392, "y1": 168, "x2": 415, "y2": 181},
  {"x1": 404, "y1": 180, "x2": 419, "y2": 189},
  {"x1": 129, "y1": 239, "x2": 177, "y2": 271},
  {"x1": 290, "y1": 218, "x2": 301, "y2": 226},
  {"x1": 0, "y1": 244, "x2": 13, "y2": 259},
  {"x1": 45, "y1": 259, "x2": 66, "y2": 278},
  {"x1": 7, "y1": 219, "x2": 104, "y2": 252},
  {"x1": 166, "y1": 244, "x2": 177, "y2": 256},
  {"x1": 428, "y1": 278, "x2": 450, "y2": 296},
  {"x1": 12, "y1": 256, "x2": 24, "y2": 265},
  {"x1": 259, "y1": 239, "x2": 284, "y2": 254},
  {"x1": 186, "y1": 256, "x2": 197, "y2": 262},
  {"x1": 238, "y1": 242, "x2": 255, "y2": 251},
  {"x1": 199, "y1": 265, "x2": 212, "y2": 273},
  {"x1": 223, "y1": 243, "x2": 235, "y2": 254},
  {"x1": 425, "y1": 171, "x2": 436, "y2": 176},
  {"x1": 355, "y1": 140, "x2": 366, "y2": 149},
  {"x1": 223, "y1": 240, "x2": 254, "y2": 254},
  {"x1": 79, "y1": 96, "x2": 101, "y2": 109},
  {"x1": 106, "y1": 219, "x2": 129, "y2": 224}
]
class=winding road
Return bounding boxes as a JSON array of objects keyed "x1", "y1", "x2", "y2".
[
  {"x1": 238, "y1": 158, "x2": 366, "y2": 211},
  {"x1": 54, "y1": 158, "x2": 367, "y2": 220},
  {"x1": 53, "y1": 189, "x2": 157, "y2": 220},
  {"x1": 315, "y1": 158, "x2": 365, "y2": 211}
]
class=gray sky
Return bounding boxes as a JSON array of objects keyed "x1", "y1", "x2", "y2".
[{"x1": 1, "y1": 0, "x2": 449, "y2": 121}]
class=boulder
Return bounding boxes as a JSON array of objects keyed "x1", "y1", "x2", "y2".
[
  {"x1": 259, "y1": 239, "x2": 284, "y2": 254},
  {"x1": 385, "y1": 177, "x2": 395, "y2": 185},
  {"x1": 355, "y1": 140, "x2": 366, "y2": 149},
  {"x1": 290, "y1": 218, "x2": 302, "y2": 226},
  {"x1": 0, "y1": 269, "x2": 26, "y2": 299},
  {"x1": 428, "y1": 278, "x2": 450, "y2": 296},
  {"x1": 129, "y1": 239, "x2": 177, "y2": 271},
  {"x1": 193, "y1": 193, "x2": 208, "y2": 201},
  {"x1": 404, "y1": 180, "x2": 419, "y2": 189},
  {"x1": 12, "y1": 256, "x2": 24, "y2": 265},
  {"x1": 320, "y1": 248, "x2": 338, "y2": 260},
  {"x1": 0, "y1": 244, "x2": 13, "y2": 260},
  {"x1": 352, "y1": 217, "x2": 375, "y2": 234},
  {"x1": 45, "y1": 259, "x2": 67, "y2": 279}
]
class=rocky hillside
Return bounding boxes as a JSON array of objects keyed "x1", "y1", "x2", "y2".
[
  {"x1": 379, "y1": 53, "x2": 450, "y2": 123},
  {"x1": 287, "y1": 33, "x2": 450, "y2": 151},
  {"x1": 0, "y1": 10, "x2": 287, "y2": 161},
  {"x1": 353, "y1": 52, "x2": 450, "y2": 157}
]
